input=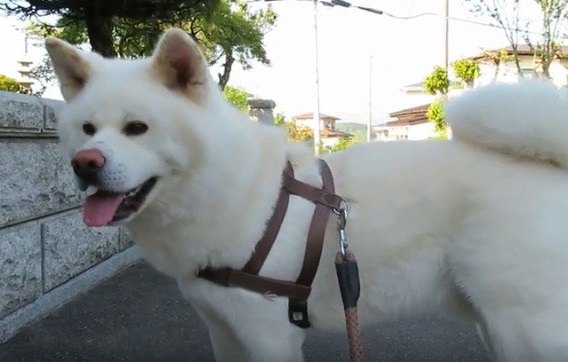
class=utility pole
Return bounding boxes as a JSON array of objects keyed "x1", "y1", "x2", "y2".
[
  {"x1": 367, "y1": 55, "x2": 373, "y2": 142},
  {"x1": 443, "y1": 0, "x2": 449, "y2": 71},
  {"x1": 312, "y1": 0, "x2": 322, "y2": 155}
]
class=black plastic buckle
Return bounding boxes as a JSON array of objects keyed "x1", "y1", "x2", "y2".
[{"x1": 288, "y1": 299, "x2": 311, "y2": 328}]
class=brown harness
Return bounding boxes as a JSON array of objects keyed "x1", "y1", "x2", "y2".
[{"x1": 198, "y1": 159, "x2": 343, "y2": 328}]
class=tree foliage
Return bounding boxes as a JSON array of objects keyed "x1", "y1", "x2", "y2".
[
  {"x1": 452, "y1": 58, "x2": 480, "y2": 87},
  {"x1": 0, "y1": 74, "x2": 30, "y2": 94},
  {"x1": 464, "y1": 0, "x2": 525, "y2": 75},
  {"x1": 531, "y1": 0, "x2": 568, "y2": 78},
  {"x1": 426, "y1": 99, "x2": 446, "y2": 135},
  {"x1": 327, "y1": 137, "x2": 353, "y2": 153},
  {"x1": 222, "y1": 85, "x2": 249, "y2": 113},
  {"x1": 1, "y1": 0, "x2": 217, "y2": 58},
  {"x1": 274, "y1": 112, "x2": 286, "y2": 126},
  {"x1": 465, "y1": 0, "x2": 568, "y2": 79},
  {"x1": 8, "y1": 0, "x2": 277, "y2": 92},
  {"x1": 423, "y1": 66, "x2": 449, "y2": 95},
  {"x1": 286, "y1": 121, "x2": 314, "y2": 143},
  {"x1": 478, "y1": 49, "x2": 511, "y2": 80}
]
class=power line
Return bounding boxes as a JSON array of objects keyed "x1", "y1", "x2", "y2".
[{"x1": 252, "y1": 0, "x2": 544, "y2": 36}]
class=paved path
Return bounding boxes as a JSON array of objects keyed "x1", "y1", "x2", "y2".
[{"x1": 0, "y1": 262, "x2": 489, "y2": 361}]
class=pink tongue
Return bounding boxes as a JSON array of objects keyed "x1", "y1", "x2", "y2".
[{"x1": 83, "y1": 192, "x2": 126, "y2": 227}]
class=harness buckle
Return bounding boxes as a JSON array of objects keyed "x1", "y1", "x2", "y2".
[{"x1": 288, "y1": 298, "x2": 311, "y2": 329}]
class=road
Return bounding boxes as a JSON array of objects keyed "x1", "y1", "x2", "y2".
[{"x1": 0, "y1": 262, "x2": 489, "y2": 361}]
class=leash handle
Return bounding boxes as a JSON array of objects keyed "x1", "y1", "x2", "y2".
[
  {"x1": 335, "y1": 250, "x2": 364, "y2": 362},
  {"x1": 335, "y1": 251, "x2": 361, "y2": 308},
  {"x1": 344, "y1": 306, "x2": 364, "y2": 362}
]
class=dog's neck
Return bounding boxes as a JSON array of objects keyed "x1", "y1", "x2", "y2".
[{"x1": 127, "y1": 121, "x2": 292, "y2": 278}]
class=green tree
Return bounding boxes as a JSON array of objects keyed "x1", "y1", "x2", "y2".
[
  {"x1": 286, "y1": 121, "x2": 313, "y2": 143},
  {"x1": 423, "y1": 66, "x2": 450, "y2": 95},
  {"x1": 464, "y1": 0, "x2": 568, "y2": 79},
  {"x1": 478, "y1": 49, "x2": 511, "y2": 81},
  {"x1": 21, "y1": 0, "x2": 277, "y2": 92},
  {"x1": 426, "y1": 99, "x2": 446, "y2": 135},
  {"x1": 274, "y1": 112, "x2": 286, "y2": 126},
  {"x1": 0, "y1": 74, "x2": 29, "y2": 94},
  {"x1": 222, "y1": 85, "x2": 249, "y2": 113},
  {"x1": 328, "y1": 137, "x2": 356, "y2": 153},
  {"x1": 422, "y1": 65, "x2": 450, "y2": 139},
  {"x1": 452, "y1": 58, "x2": 480, "y2": 87},
  {"x1": 1, "y1": 0, "x2": 217, "y2": 58},
  {"x1": 531, "y1": 0, "x2": 568, "y2": 78},
  {"x1": 464, "y1": 0, "x2": 525, "y2": 75}
]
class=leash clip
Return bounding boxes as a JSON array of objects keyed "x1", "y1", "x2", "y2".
[{"x1": 334, "y1": 203, "x2": 349, "y2": 257}]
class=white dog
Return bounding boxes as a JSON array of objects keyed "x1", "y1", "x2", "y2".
[{"x1": 46, "y1": 28, "x2": 568, "y2": 361}]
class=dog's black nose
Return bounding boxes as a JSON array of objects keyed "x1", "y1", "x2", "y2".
[{"x1": 71, "y1": 149, "x2": 105, "y2": 184}]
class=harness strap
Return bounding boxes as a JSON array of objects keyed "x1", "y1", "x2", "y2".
[
  {"x1": 288, "y1": 159, "x2": 336, "y2": 328},
  {"x1": 295, "y1": 159, "x2": 335, "y2": 287},
  {"x1": 243, "y1": 162, "x2": 293, "y2": 275},
  {"x1": 198, "y1": 267, "x2": 311, "y2": 300},
  {"x1": 283, "y1": 169, "x2": 342, "y2": 210},
  {"x1": 197, "y1": 159, "x2": 340, "y2": 329}
]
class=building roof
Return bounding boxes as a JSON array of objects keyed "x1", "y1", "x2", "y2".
[
  {"x1": 321, "y1": 128, "x2": 353, "y2": 138},
  {"x1": 471, "y1": 44, "x2": 568, "y2": 61},
  {"x1": 400, "y1": 81, "x2": 425, "y2": 92},
  {"x1": 387, "y1": 104, "x2": 430, "y2": 126},
  {"x1": 293, "y1": 112, "x2": 341, "y2": 120}
]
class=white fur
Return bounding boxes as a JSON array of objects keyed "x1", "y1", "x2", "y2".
[{"x1": 49, "y1": 29, "x2": 568, "y2": 362}]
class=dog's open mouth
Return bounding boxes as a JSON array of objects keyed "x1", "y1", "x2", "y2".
[{"x1": 83, "y1": 177, "x2": 158, "y2": 227}]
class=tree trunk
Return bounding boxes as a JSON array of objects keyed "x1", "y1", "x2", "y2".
[
  {"x1": 512, "y1": 46, "x2": 524, "y2": 78},
  {"x1": 540, "y1": 5, "x2": 553, "y2": 79},
  {"x1": 84, "y1": 3, "x2": 117, "y2": 58},
  {"x1": 493, "y1": 59, "x2": 500, "y2": 81},
  {"x1": 217, "y1": 50, "x2": 234, "y2": 90}
]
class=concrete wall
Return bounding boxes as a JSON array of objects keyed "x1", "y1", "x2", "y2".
[{"x1": 0, "y1": 91, "x2": 140, "y2": 343}]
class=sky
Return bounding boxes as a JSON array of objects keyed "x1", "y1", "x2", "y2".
[{"x1": 0, "y1": 0, "x2": 542, "y2": 124}]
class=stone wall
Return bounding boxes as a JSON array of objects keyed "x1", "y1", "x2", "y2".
[
  {"x1": 0, "y1": 91, "x2": 140, "y2": 343},
  {"x1": 248, "y1": 99, "x2": 276, "y2": 125}
]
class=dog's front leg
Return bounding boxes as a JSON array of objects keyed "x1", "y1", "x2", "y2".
[
  {"x1": 239, "y1": 321, "x2": 305, "y2": 362},
  {"x1": 212, "y1": 302, "x2": 305, "y2": 361},
  {"x1": 202, "y1": 314, "x2": 248, "y2": 362},
  {"x1": 202, "y1": 309, "x2": 305, "y2": 362},
  {"x1": 182, "y1": 280, "x2": 306, "y2": 361}
]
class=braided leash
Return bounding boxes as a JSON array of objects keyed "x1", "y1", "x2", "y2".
[{"x1": 334, "y1": 207, "x2": 364, "y2": 362}]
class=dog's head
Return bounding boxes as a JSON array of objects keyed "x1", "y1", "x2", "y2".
[{"x1": 47, "y1": 29, "x2": 222, "y2": 227}]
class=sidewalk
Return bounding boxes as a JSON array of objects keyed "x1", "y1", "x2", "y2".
[{"x1": 0, "y1": 262, "x2": 489, "y2": 361}]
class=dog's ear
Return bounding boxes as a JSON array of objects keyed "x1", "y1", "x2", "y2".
[
  {"x1": 45, "y1": 37, "x2": 91, "y2": 102},
  {"x1": 151, "y1": 28, "x2": 208, "y2": 95}
]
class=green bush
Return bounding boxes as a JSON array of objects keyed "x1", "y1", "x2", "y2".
[
  {"x1": 426, "y1": 98, "x2": 447, "y2": 135},
  {"x1": 0, "y1": 74, "x2": 28, "y2": 94},
  {"x1": 328, "y1": 137, "x2": 355, "y2": 153},
  {"x1": 423, "y1": 66, "x2": 449, "y2": 95},
  {"x1": 452, "y1": 58, "x2": 480, "y2": 87},
  {"x1": 222, "y1": 85, "x2": 249, "y2": 113}
]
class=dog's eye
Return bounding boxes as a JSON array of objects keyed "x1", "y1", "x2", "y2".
[
  {"x1": 123, "y1": 121, "x2": 149, "y2": 136},
  {"x1": 82, "y1": 122, "x2": 96, "y2": 136}
]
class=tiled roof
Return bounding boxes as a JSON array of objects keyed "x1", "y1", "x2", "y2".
[
  {"x1": 387, "y1": 104, "x2": 430, "y2": 126},
  {"x1": 293, "y1": 112, "x2": 341, "y2": 120},
  {"x1": 472, "y1": 45, "x2": 568, "y2": 60},
  {"x1": 321, "y1": 128, "x2": 353, "y2": 138}
]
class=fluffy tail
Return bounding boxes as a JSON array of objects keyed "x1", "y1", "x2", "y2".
[{"x1": 446, "y1": 80, "x2": 568, "y2": 169}]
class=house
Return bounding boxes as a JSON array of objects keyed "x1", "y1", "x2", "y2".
[
  {"x1": 292, "y1": 112, "x2": 353, "y2": 148},
  {"x1": 373, "y1": 104, "x2": 435, "y2": 141},
  {"x1": 374, "y1": 44, "x2": 568, "y2": 141},
  {"x1": 471, "y1": 45, "x2": 568, "y2": 87}
]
